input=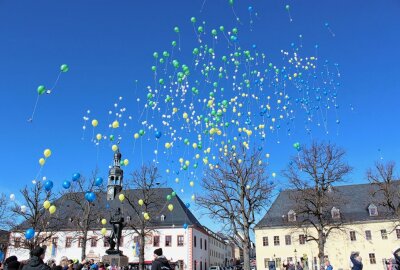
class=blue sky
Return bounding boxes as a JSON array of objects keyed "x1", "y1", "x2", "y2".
[{"x1": 1, "y1": 0, "x2": 400, "y2": 233}]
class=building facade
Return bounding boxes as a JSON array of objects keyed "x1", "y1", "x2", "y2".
[{"x1": 255, "y1": 182, "x2": 400, "y2": 270}]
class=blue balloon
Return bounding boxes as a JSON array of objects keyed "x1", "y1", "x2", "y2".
[
  {"x1": 86, "y1": 192, "x2": 96, "y2": 202},
  {"x1": 185, "y1": 203, "x2": 190, "y2": 208},
  {"x1": 155, "y1": 131, "x2": 162, "y2": 139},
  {"x1": 183, "y1": 223, "x2": 188, "y2": 229},
  {"x1": 25, "y1": 228, "x2": 35, "y2": 240},
  {"x1": 72, "y1": 173, "x2": 81, "y2": 181},
  {"x1": 95, "y1": 177, "x2": 103, "y2": 187},
  {"x1": 44, "y1": 180, "x2": 53, "y2": 191},
  {"x1": 62, "y1": 180, "x2": 71, "y2": 189}
]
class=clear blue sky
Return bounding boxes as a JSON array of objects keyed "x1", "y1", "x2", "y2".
[{"x1": 1, "y1": 0, "x2": 400, "y2": 233}]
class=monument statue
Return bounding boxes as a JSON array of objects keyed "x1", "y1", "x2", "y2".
[{"x1": 106, "y1": 207, "x2": 125, "y2": 255}]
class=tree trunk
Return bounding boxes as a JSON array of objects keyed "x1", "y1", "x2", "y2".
[
  {"x1": 139, "y1": 234, "x2": 145, "y2": 270},
  {"x1": 317, "y1": 232, "x2": 325, "y2": 270},
  {"x1": 81, "y1": 232, "x2": 88, "y2": 261},
  {"x1": 242, "y1": 231, "x2": 251, "y2": 270}
]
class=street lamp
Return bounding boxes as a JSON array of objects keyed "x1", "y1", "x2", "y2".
[{"x1": 294, "y1": 249, "x2": 297, "y2": 269}]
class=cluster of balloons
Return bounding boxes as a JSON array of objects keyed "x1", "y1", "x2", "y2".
[
  {"x1": 43, "y1": 200, "x2": 57, "y2": 214},
  {"x1": 39, "y1": 148, "x2": 52, "y2": 167},
  {"x1": 101, "y1": 218, "x2": 107, "y2": 235}
]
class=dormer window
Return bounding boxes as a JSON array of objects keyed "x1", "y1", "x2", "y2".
[
  {"x1": 126, "y1": 216, "x2": 131, "y2": 221},
  {"x1": 288, "y1": 210, "x2": 296, "y2": 222},
  {"x1": 161, "y1": 215, "x2": 166, "y2": 221},
  {"x1": 368, "y1": 204, "x2": 378, "y2": 216},
  {"x1": 331, "y1": 207, "x2": 340, "y2": 219}
]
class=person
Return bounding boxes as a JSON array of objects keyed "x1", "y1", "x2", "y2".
[
  {"x1": 287, "y1": 261, "x2": 295, "y2": 270},
  {"x1": 324, "y1": 260, "x2": 332, "y2": 270},
  {"x1": 282, "y1": 260, "x2": 288, "y2": 270},
  {"x1": 296, "y1": 261, "x2": 303, "y2": 270},
  {"x1": 7, "y1": 261, "x2": 21, "y2": 270},
  {"x1": 151, "y1": 248, "x2": 171, "y2": 270},
  {"x1": 98, "y1": 263, "x2": 105, "y2": 270},
  {"x1": 350, "y1": 252, "x2": 363, "y2": 270},
  {"x1": 22, "y1": 247, "x2": 51, "y2": 270}
]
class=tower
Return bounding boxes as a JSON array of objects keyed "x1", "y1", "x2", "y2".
[{"x1": 107, "y1": 149, "x2": 124, "y2": 201}]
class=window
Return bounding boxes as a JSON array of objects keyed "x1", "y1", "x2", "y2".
[
  {"x1": 205, "y1": 239, "x2": 207, "y2": 250},
  {"x1": 396, "y1": 229, "x2": 400, "y2": 239},
  {"x1": 369, "y1": 253, "x2": 376, "y2": 264},
  {"x1": 161, "y1": 215, "x2": 166, "y2": 221},
  {"x1": 78, "y1": 237, "x2": 84, "y2": 248},
  {"x1": 350, "y1": 231, "x2": 356, "y2": 241},
  {"x1": 65, "y1": 237, "x2": 72, "y2": 248},
  {"x1": 331, "y1": 207, "x2": 340, "y2": 219},
  {"x1": 381, "y1": 229, "x2": 388, "y2": 240},
  {"x1": 200, "y1": 261, "x2": 202, "y2": 270},
  {"x1": 285, "y1": 235, "x2": 291, "y2": 245},
  {"x1": 273, "y1": 236, "x2": 280, "y2": 246},
  {"x1": 177, "y1": 235, "x2": 184, "y2": 246},
  {"x1": 194, "y1": 260, "x2": 197, "y2": 270},
  {"x1": 200, "y1": 238, "x2": 202, "y2": 249},
  {"x1": 288, "y1": 210, "x2": 296, "y2": 222},
  {"x1": 165, "y1": 236, "x2": 172, "y2": 247},
  {"x1": 194, "y1": 236, "x2": 197, "y2": 247},
  {"x1": 126, "y1": 216, "x2": 131, "y2": 222},
  {"x1": 104, "y1": 237, "x2": 110, "y2": 247},
  {"x1": 299, "y1": 234, "x2": 306, "y2": 245},
  {"x1": 153, "y1": 236, "x2": 160, "y2": 247},
  {"x1": 262, "y1": 237, "x2": 269, "y2": 246},
  {"x1": 365, "y1": 230, "x2": 372, "y2": 240},
  {"x1": 368, "y1": 204, "x2": 378, "y2": 216},
  {"x1": 91, "y1": 237, "x2": 97, "y2": 247},
  {"x1": 14, "y1": 237, "x2": 21, "y2": 248}
]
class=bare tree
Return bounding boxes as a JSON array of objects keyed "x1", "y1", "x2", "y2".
[
  {"x1": 11, "y1": 181, "x2": 59, "y2": 251},
  {"x1": 196, "y1": 147, "x2": 274, "y2": 270},
  {"x1": 123, "y1": 164, "x2": 163, "y2": 270},
  {"x1": 60, "y1": 171, "x2": 105, "y2": 261},
  {"x1": 366, "y1": 161, "x2": 400, "y2": 227},
  {"x1": 0, "y1": 193, "x2": 12, "y2": 230},
  {"x1": 282, "y1": 141, "x2": 352, "y2": 268}
]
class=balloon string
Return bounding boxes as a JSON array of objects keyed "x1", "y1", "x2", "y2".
[
  {"x1": 28, "y1": 95, "x2": 40, "y2": 122},
  {"x1": 199, "y1": 0, "x2": 206, "y2": 12},
  {"x1": 50, "y1": 71, "x2": 62, "y2": 92}
]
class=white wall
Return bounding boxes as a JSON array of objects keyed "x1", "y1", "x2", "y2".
[{"x1": 191, "y1": 228, "x2": 209, "y2": 270}]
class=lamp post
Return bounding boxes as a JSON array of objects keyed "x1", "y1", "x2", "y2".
[{"x1": 294, "y1": 249, "x2": 297, "y2": 270}]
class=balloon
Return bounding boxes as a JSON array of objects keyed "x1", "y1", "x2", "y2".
[
  {"x1": 191, "y1": 194, "x2": 195, "y2": 201},
  {"x1": 165, "y1": 142, "x2": 172, "y2": 149},
  {"x1": 92, "y1": 119, "x2": 98, "y2": 127},
  {"x1": 155, "y1": 131, "x2": 162, "y2": 139},
  {"x1": 20, "y1": 205, "x2": 27, "y2": 213},
  {"x1": 86, "y1": 192, "x2": 96, "y2": 202},
  {"x1": 190, "y1": 181, "x2": 194, "y2": 187},
  {"x1": 62, "y1": 180, "x2": 71, "y2": 189},
  {"x1": 166, "y1": 195, "x2": 172, "y2": 201},
  {"x1": 138, "y1": 199, "x2": 144, "y2": 206},
  {"x1": 96, "y1": 133, "x2": 102, "y2": 140},
  {"x1": 139, "y1": 129, "x2": 145, "y2": 136},
  {"x1": 285, "y1": 4, "x2": 290, "y2": 10},
  {"x1": 272, "y1": 172, "x2": 277, "y2": 178},
  {"x1": 44, "y1": 180, "x2": 54, "y2": 191},
  {"x1": 123, "y1": 159, "x2": 129, "y2": 166},
  {"x1": 43, "y1": 149, "x2": 52, "y2": 158},
  {"x1": 110, "y1": 135, "x2": 115, "y2": 141},
  {"x1": 37, "y1": 85, "x2": 46, "y2": 95},
  {"x1": 183, "y1": 223, "x2": 188, "y2": 229},
  {"x1": 119, "y1": 194, "x2": 125, "y2": 202},
  {"x1": 134, "y1": 133, "x2": 139, "y2": 139},
  {"x1": 10, "y1": 194, "x2": 15, "y2": 201},
  {"x1": 39, "y1": 158, "x2": 45, "y2": 166},
  {"x1": 49, "y1": 205, "x2": 56, "y2": 214},
  {"x1": 144, "y1": 212, "x2": 150, "y2": 220},
  {"x1": 60, "y1": 64, "x2": 69, "y2": 72},
  {"x1": 112, "y1": 120, "x2": 119, "y2": 129},
  {"x1": 101, "y1": 219, "x2": 107, "y2": 225},
  {"x1": 95, "y1": 177, "x2": 103, "y2": 186},
  {"x1": 101, "y1": 228, "x2": 107, "y2": 235},
  {"x1": 185, "y1": 203, "x2": 190, "y2": 208},
  {"x1": 72, "y1": 173, "x2": 80, "y2": 181},
  {"x1": 25, "y1": 228, "x2": 35, "y2": 240},
  {"x1": 168, "y1": 204, "x2": 174, "y2": 211},
  {"x1": 112, "y1": 145, "x2": 118, "y2": 152},
  {"x1": 43, "y1": 200, "x2": 51, "y2": 209},
  {"x1": 171, "y1": 191, "x2": 176, "y2": 197},
  {"x1": 174, "y1": 26, "x2": 179, "y2": 33},
  {"x1": 190, "y1": 17, "x2": 196, "y2": 23}
]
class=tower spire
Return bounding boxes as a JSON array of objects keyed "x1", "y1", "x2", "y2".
[{"x1": 107, "y1": 149, "x2": 124, "y2": 201}]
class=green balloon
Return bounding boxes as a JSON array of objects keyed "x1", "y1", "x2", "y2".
[
  {"x1": 110, "y1": 135, "x2": 115, "y2": 141},
  {"x1": 219, "y1": 26, "x2": 225, "y2": 32},
  {"x1": 60, "y1": 64, "x2": 69, "y2": 72},
  {"x1": 211, "y1": 29, "x2": 217, "y2": 36},
  {"x1": 171, "y1": 191, "x2": 176, "y2": 197},
  {"x1": 174, "y1": 26, "x2": 180, "y2": 33},
  {"x1": 172, "y1": 41, "x2": 177, "y2": 47},
  {"x1": 167, "y1": 195, "x2": 172, "y2": 200},
  {"x1": 37, "y1": 85, "x2": 46, "y2": 95},
  {"x1": 139, "y1": 129, "x2": 145, "y2": 136},
  {"x1": 191, "y1": 17, "x2": 196, "y2": 23},
  {"x1": 229, "y1": 0, "x2": 233, "y2": 5},
  {"x1": 198, "y1": 26, "x2": 204, "y2": 33}
]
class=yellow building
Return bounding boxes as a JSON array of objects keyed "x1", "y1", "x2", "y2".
[{"x1": 255, "y1": 183, "x2": 400, "y2": 270}]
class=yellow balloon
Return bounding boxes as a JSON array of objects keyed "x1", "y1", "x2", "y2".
[
  {"x1": 134, "y1": 133, "x2": 139, "y2": 139},
  {"x1": 185, "y1": 160, "x2": 190, "y2": 166},
  {"x1": 92, "y1": 119, "x2": 98, "y2": 127},
  {"x1": 101, "y1": 228, "x2": 107, "y2": 235},
  {"x1": 43, "y1": 200, "x2": 51, "y2": 209},
  {"x1": 119, "y1": 194, "x2": 125, "y2": 202},
  {"x1": 101, "y1": 219, "x2": 107, "y2": 225},
  {"x1": 138, "y1": 199, "x2": 144, "y2": 206},
  {"x1": 168, "y1": 204, "x2": 174, "y2": 211},
  {"x1": 124, "y1": 159, "x2": 129, "y2": 166},
  {"x1": 192, "y1": 143, "x2": 197, "y2": 149},
  {"x1": 183, "y1": 112, "x2": 188, "y2": 119},
  {"x1": 179, "y1": 158, "x2": 184, "y2": 163},
  {"x1": 112, "y1": 145, "x2": 118, "y2": 152},
  {"x1": 191, "y1": 194, "x2": 195, "y2": 201},
  {"x1": 112, "y1": 120, "x2": 119, "y2": 129},
  {"x1": 96, "y1": 133, "x2": 102, "y2": 140},
  {"x1": 39, "y1": 158, "x2": 45, "y2": 166},
  {"x1": 43, "y1": 149, "x2": 51, "y2": 158},
  {"x1": 190, "y1": 181, "x2": 194, "y2": 187},
  {"x1": 144, "y1": 213, "x2": 150, "y2": 220},
  {"x1": 165, "y1": 142, "x2": 171, "y2": 149},
  {"x1": 49, "y1": 205, "x2": 56, "y2": 214}
]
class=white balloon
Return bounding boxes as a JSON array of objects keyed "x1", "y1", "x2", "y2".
[
  {"x1": 20, "y1": 205, "x2": 27, "y2": 213},
  {"x1": 10, "y1": 194, "x2": 15, "y2": 201}
]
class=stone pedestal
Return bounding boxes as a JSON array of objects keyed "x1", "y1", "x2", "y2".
[{"x1": 102, "y1": 254, "x2": 129, "y2": 267}]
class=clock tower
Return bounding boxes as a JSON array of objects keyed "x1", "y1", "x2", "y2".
[{"x1": 107, "y1": 149, "x2": 124, "y2": 201}]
